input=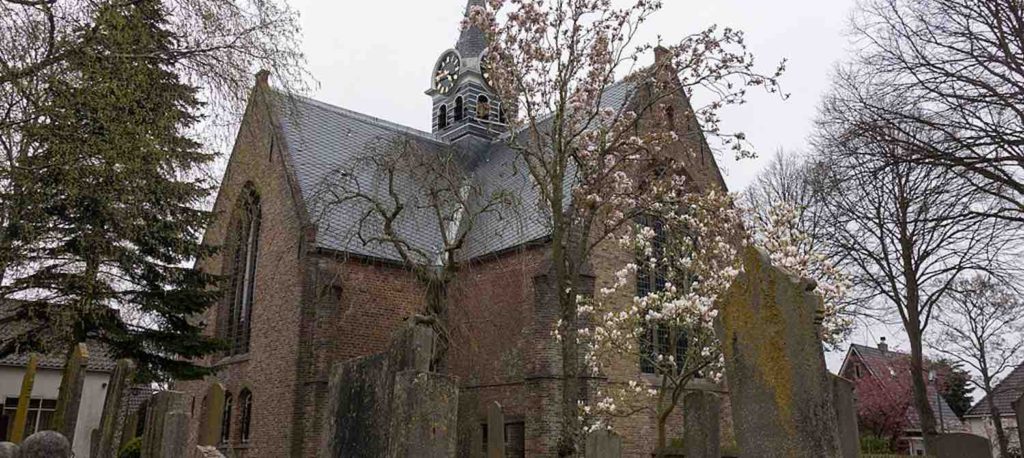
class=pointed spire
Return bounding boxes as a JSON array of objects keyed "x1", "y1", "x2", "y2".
[{"x1": 456, "y1": 0, "x2": 487, "y2": 57}]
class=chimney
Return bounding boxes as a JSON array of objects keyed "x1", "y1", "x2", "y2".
[{"x1": 878, "y1": 337, "x2": 888, "y2": 353}]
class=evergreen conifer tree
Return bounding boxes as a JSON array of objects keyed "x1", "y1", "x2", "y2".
[{"x1": 12, "y1": 0, "x2": 222, "y2": 380}]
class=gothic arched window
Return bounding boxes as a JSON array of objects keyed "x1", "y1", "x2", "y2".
[
  {"x1": 635, "y1": 215, "x2": 688, "y2": 375},
  {"x1": 438, "y1": 105, "x2": 449, "y2": 130},
  {"x1": 220, "y1": 392, "x2": 233, "y2": 444},
  {"x1": 454, "y1": 97, "x2": 464, "y2": 122},
  {"x1": 239, "y1": 389, "x2": 253, "y2": 443},
  {"x1": 224, "y1": 187, "x2": 261, "y2": 356},
  {"x1": 477, "y1": 95, "x2": 490, "y2": 121}
]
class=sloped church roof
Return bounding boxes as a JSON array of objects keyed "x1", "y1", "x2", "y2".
[{"x1": 264, "y1": 0, "x2": 639, "y2": 263}]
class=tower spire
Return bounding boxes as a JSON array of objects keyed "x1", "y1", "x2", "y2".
[{"x1": 456, "y1": 0, "x2": 487, "y2": 58}]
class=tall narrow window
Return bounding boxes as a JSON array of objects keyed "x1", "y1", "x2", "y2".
[
  {"x1": 636, "y1": 216, "x2": 687, "y2": 374},
  {"x1": 220, "y1": 392, "x2": 233, "y2": 444},
  {"x1": 239, "y1": 389, "x2": 253, "y2": 443},
  {"x1": 438, "y1": 105, "x2": 449, "y2": 130},
  {"x1": 224, "y1": 187, "x2": 261, "y2": 355},
  {"x1": 454, "y1": 97, "x2": 464, "y2": 122},
  {"x1": 477, "y1": 95, "x2": 490, "y2": 120}
]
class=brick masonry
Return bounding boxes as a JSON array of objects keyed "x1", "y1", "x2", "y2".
[{"x1": 174, "y1": 66, "x2": 738, "y2": 458}]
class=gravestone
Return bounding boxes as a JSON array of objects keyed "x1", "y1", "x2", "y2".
[
  {"x1": 198, "y1": 382, "x2": 226, "y2": 446},
  {"x1": 320, "y1": 320, "x2": 459, "y2": 458},
  {"x1": 10, "y1": 354, "x2": 39, "y2": 444},
  {"x1": 486, "y1": 402, "x2": 504, "y2": 458},
  {"x1": 933, "y1": 433, "x2": 992, "y2": 458},
  {"x1": 140, "y1": 390, "x2": 189, "y2": 458},
  {"x1": 0, "y1": 442, "x2": 18, "y2": 458},
  {"x1": 584, "y1": 429, "x2": 622, "y2": 458},
  {"x1": 470, "y1": 423, "x2": 483, "y2": 458},
  {"x1": 192, "y1": 445, "x2": 225, "y2": 458},
  {"x1": 1013, "y1": 393, "x2": 1024, "y2": 455},
  {"x1": 20, "y1": 431, "x2": 70, "y2": 458},
  {"x1": 683, "y1": 390, "x2": 721, "y2": 458},
  {"x1": 717, "y1": 246, "x2": 842, "y2": 457},
  {"x1": 93, "y1": 359, "x2": 136, "y2": 458},
  {"x1": 831, "y1": 375, "x2": 859, "y2": 458},
  {"x1": 52, "y1": 343, "x2": 89, "y2": 441}
]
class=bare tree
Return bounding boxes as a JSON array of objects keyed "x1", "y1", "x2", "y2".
[
  {"x1": 313, "y1": 135, "x2": 516, "y2": 370},
  {"x1": 835, "y1": 0, "x2": 1024, "y2": 223},
  {"x1": 812, "y1": 110, "x2": 1021, "y2": 453},
  {"x1": 934, "y1": 275, "x2": 1024, "y2": 457}
]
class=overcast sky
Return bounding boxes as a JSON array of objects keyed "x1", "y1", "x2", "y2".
[{"x1": 285, "y1": 0, "x2": 904, "y2": 369}]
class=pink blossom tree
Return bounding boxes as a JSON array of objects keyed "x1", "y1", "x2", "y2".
[{"x1": 470, "y1": 1, "x2": 786, "y2": 452}]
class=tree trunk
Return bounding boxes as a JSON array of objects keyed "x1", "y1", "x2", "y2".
[{"x1": 908, "y1": 331, "x2": 939, "y2": 454}]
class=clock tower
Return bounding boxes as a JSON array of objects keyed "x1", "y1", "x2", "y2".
[{"x1": 427, "y1": 0, "x2": 505, "y2": 145}]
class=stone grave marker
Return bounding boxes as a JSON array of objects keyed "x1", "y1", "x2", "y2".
[
  {"x1": 10, "y1": 354, "x2": 39, "y2": 444},
  {"x1": 140, "y1": 390, "x2": 190, "y2": 458},
  {"x1": 52, "y1": 343, "x2": 89, "y2": 441},
  {"x1": 831, "y1": 375, "x2": 860, "y2": 458},
  {"x1": 584, "y1": 429, "x2": 622, "y2": 458},
  {"x1": 683, "y1": 390, "x2": 721, "y2": 458},
  {"x1": 486, "y1": 401, "x2": 504, "y2": 458},
  {"x1": 198, "y1": 382, "x2": 226, "y2": 446},
  {"x1": 933, "y1": 433, "x2": 992, "y2": 458},
  {"x1": 0, "y1": 442, "x2": 18, "y2": 458},
  {"x1": 93, "y1": 359, "x2": 136, "y2": 458},
  {"x1": 717, "y1": 246, "x2": 842, "y2": 457},
  {"x1": 21, "y1": 431, "x2": 71, "y2": 458}
]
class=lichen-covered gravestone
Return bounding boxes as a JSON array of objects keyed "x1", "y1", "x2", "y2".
[
  {"x1": 52, "y1": 343, "x2": 89, "y2": 442},
  {"x1": 198, "y1": 382, "x2": 226, "y2": 446},
  {"x1": 10, "y1": 354, "x2": 39, "y2": 444},
  {"x1": 717, "y1": 246, "x2": 842, "y2": 457},
  {"x1": 933, "y1": 433, "x2": 992, "y2": 458},
  {"x1": 140, "y1": 390, "x2": 190, "y2": 458},
  {"x1": 485, "y1": 402, "x2": 504, "y2": 458},
  {"x1": 21, "y1": 431, "x2": 71, "y2": 458},
  {"x1": 0, "y1": 442, "x2": 19, "y2": 458},
  {"x1": 683, "y1": 390, "x2": 721, "y2": 458},
  {"x1": 93, "y1": 359, "x2": 136, "y2": 458},
  {"x1": 584, "y1": 430, "x2": 623, "y2": 458},
  {"x1": 831, "y1": 375, "x2": 860, "y2": 458}
]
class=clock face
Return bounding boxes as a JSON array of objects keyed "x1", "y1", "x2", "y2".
[{"x1": 434, "y1": 52, "x2": 461, "y2": 95}]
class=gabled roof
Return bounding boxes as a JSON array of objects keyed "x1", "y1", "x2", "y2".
[
  {"x1": 271, "y1": 79, "x2": 637, "y2": 263},
  {"x1": 0, "y1": 302, "x2": 117, "y2": 372},
  {"x1": 965, "y1": 362, "x2": 1024, "y2": 418},
  {"x1": 844, "y1": 343, "x2": 964, "y2": 432}
]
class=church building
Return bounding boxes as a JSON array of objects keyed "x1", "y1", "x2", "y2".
[{"x1": 174, "y1": 1, "x2": 731, "y2": 456}]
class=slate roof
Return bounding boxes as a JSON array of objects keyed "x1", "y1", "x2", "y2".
[
  {"x1": 456, "y1": 0, "x2": 488, "y2": 58},
  {"x1": 0, "y1": 301, "x2": 118, "y2": 372},
  {"x1": 273, "y1": 78, "x2": 636, "y2": 263},
  {"x1": 965, "y1": 362, "x2": 1024, "y2": 418},
  {"x1": 847, "y1": 344, "x2": 964, "y2": 431}
]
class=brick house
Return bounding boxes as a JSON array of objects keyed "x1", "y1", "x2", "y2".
[
  {"x1": 839, "y1": 340, "x2": 964, "y2": 455},
  {"x1": 172, "y1": 1, "x2": 732, "y2": 456},
  {"x1": 963, "y1": 362, "x2": 1024, "y2": 457}
]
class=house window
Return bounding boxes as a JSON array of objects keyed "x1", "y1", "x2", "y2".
[
  {"x1": 454, "y1": 97, "x2": 464, "y2": 122},
  {"x1": 477, "y1": 95, "x2": 490, "y2": 120},
  {"x1": 224, "y1": 188, "x2": 261, "y2": 355},
  {"x1": 239, "y1": 389, "x2": 253, "y2": 444},
  {"x1": 220, "y1": 392, "x2": 233, "y2": 444},
  {"x1": 1, "y1": 397, "x2": 56, "y2": 441},
  {"x1": 438, "y1": 105, "x2": 449, "y2": 130},
  {"x1": 481, "y1": 422, "x2": 526, "y2": 458}
]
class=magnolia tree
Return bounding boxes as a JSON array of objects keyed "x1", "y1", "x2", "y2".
[{"x1": 468, "y1": 0, "x2": 785, "y2": 452}]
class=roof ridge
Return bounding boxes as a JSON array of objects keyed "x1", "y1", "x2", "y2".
[{"x1": 284, "y1": 93, "x2": 448, "y2": 145}]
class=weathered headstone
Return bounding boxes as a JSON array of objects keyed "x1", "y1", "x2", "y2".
[
  {"x1": 717, "y1": 246, "x2": 842, "y2": 457},
  {"x1": 933, "y1": 433, "x2": 992, "y2": 458},
  {"x1": 198, "y1": 382, "x2": 226, "y2": 446},
  {"x1": 10, "y1": 354, "x2": 39, "y2": 444},
  {"x1": 470, "y1": 423, "x2": 483, "y2": 458},
  {"x1": 20, "y1": 431, "x2": 70, "y2": 458},
  {"x1": 93, "y1": 359, "x2": 136, "y2": 458},
  {"x1": 683, "y1": 390, "x2": 721, "y2": 458},
  {"x1": 584, "y1": 429, "x2": 622, "y2": 458},
  {"x1": 0, "y1": 442, "x2": 19, "y2": 458},
  {"x1": 320, "y1": 320, "x2": 459, "y2": 458},
  {"x1": 486, "y1": 401, "x2": 504, "y2": 458},
  {"x1": 52, "y1": 343, "x2": 89, "y2": 441},
  {"x1": 831, "y1": 375, "x2": 860, "y2": 458},
  {"x1": 1013, "y1": 393, "x2": 1024, "y2": 455},
  {"x1": 387, "y1": 371, "x2": 459, "y2": 457},
  {"x1": 140, "y1": 390, "x2": 190, "y2": 458}
]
